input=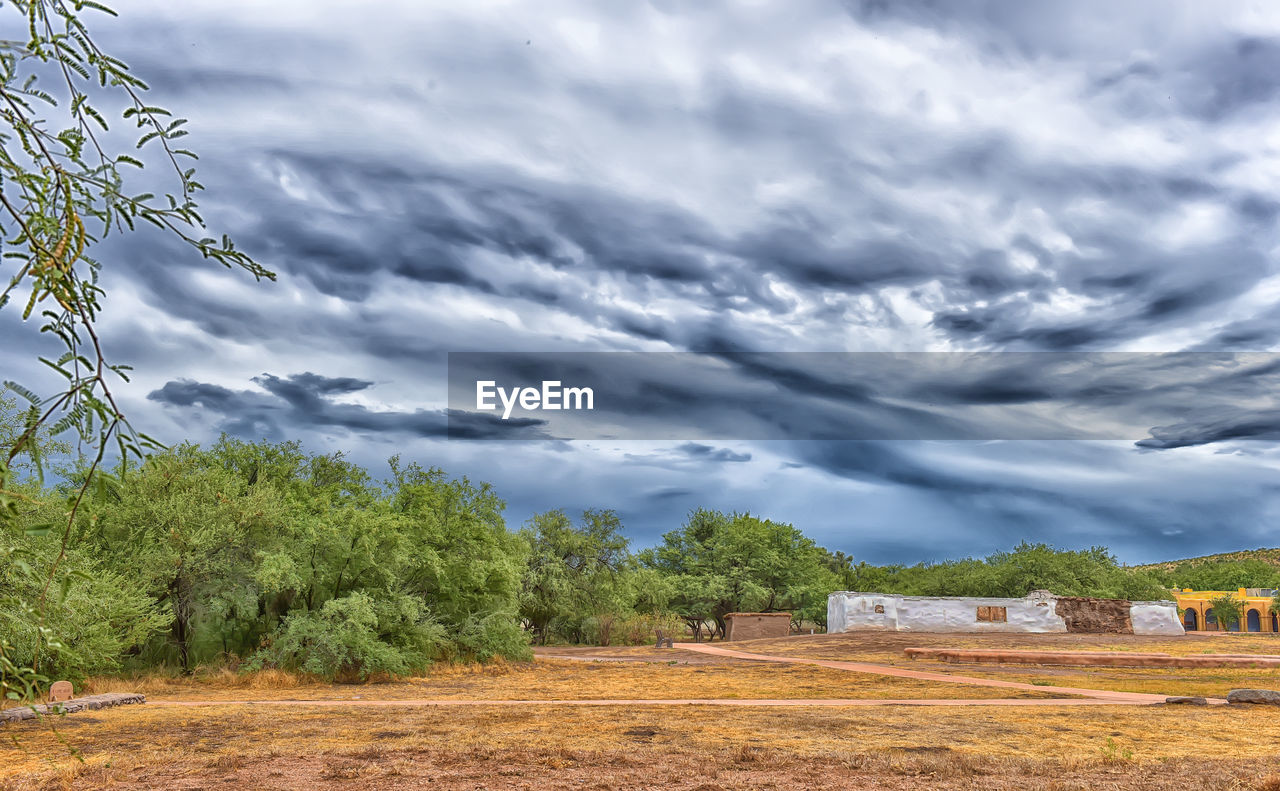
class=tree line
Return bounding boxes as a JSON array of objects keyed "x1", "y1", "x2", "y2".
[{"x1": 1, "y1": 430, "x2": 1231, "y2": 683}]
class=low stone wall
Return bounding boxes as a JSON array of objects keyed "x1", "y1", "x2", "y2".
[
  {"x1": 827, "y1": 591, "x2": 1183, "y2": 635},
  {"x1": 0, "y1": 692, "x2": 146, "y2": 724},
  {"x1": 724, "y1": 612, "x2": 792, "y2": 641}
]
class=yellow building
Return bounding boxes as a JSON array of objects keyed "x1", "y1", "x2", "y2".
[{"x1": 1173, "y1": 588, "x2": 1279, "y2": 633}]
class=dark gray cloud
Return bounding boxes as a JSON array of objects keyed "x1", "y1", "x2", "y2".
[
  {"x1": 675, "y1": 443, "x2": 752, "y2": 463},
  {"x1": 445, "y1": 351, "x2": 1280, "y2": 450},
  {"x1": 148, "y1": 373, "x2": 549, "y2": 441},
  {"x1": 5, "y1": 0, "x2": 1279, "y2": 563}
]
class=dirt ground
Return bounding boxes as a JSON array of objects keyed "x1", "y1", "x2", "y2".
[
  {"x1": 6, "y1": 745, "x2": 1280, "y2": 791},
  {"x1": 6, "y1": 703, "x2": 1280, "y2": 790},
  {"x1": 4, "y1": 632, "x2": 1280, "y2": 790},
  {"x1": 738, "y1": 631, "x2": 1280, "y2": 697}
]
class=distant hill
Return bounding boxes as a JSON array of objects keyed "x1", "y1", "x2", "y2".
[{"x1": 1133, "y1": 548, "x2": 1280, "y2": 573}]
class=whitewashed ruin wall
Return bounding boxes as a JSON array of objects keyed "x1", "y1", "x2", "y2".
[
  {"x1": 827, "y1": 592, "x2": 1183, "y2": 635},
  {"x1": 1127, "y1": 602, "x2": 1185, "y2": 636}
]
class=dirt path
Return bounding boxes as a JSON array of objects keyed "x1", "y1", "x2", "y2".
[
  {"x1": 143, "y1": 696, "x2": 1174, "y2": 708},
  {"x1": 674, "y1": 643, "x2": 1224, "y2": 704}
]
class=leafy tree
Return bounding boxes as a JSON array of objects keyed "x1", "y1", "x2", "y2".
[
  {"x1": 642, "y1": 509, "x2": 836, "y2": 639},
  {"x1": 1208, "y1": 593, "x2": 1243, "y2": 633},
  {"x1": 388, "y1": 457, "x2": 530, "y2": 661},
  {"x1": 0, "y1": 0, "x2": 270, "y2": 702},
  {"x1": 520, "y1": 508, "x2": 634, "y2": 644},
  {"x1": 54, "y1": 441, "x2": 535, "y2": 677},
  {"x1": 74, "y1": 444, "x2": 293, "y2": 670}
]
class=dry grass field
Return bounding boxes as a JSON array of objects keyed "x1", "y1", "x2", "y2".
[
  {"x1": 4, "y1": 632, "x2": 1280, "y2": 790},
  {"x1": 68, "y1": 654, "x2": 1057, "y2": 702}
]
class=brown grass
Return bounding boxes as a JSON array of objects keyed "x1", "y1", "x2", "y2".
[
  {"x1": 7, "y1": 635, "x2": 1280, "y2": 790},
  {"x1": 81, "y1": 656, "x2": 1057, "y2": 702},
  {"x1": 735, "y1": 631, "x2": 1280, "y2": 696},
  {"x1": 741, "y1": 630, "x2": 1280, "y2": 662},
  {"x1": 80, "y1": 666, "x2": 309, "y2": 696},
  {"x1": 4, "y1": 704, "x2": 1280, "y2": 790}
]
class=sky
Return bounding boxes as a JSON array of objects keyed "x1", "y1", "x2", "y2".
[{"x1": 6, "y1": 0, "x2": 1280, "y2": 564}]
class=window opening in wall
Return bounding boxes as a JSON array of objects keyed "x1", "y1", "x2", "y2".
[{"x1": 976, "y1": 606, "x2": 1007, "y2": 623}]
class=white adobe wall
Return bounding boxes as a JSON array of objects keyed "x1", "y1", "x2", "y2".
[
  {"x1": 827, "y1": 592, "x2": 1184, "y2": 635},
  {"x1": 1128, "y1": 602, "x2": 1185, "y2": 635},
  {"x1": 828, "y1": 591, "x2": 1067, "y2": 634}
]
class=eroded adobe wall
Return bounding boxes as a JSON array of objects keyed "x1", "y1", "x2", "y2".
[
  {"x1": 1054, "y1": 596, "x2": 1133, "y2": 634},
  {"x1": 827, "y1": 593, "x2": 1184, "y2": 635}
]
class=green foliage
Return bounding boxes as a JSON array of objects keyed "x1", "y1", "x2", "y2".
[
  {"x1": 1208, "y1": 593, "x2": 1243, "y2": 632},
  {"x1": 641, "y1": 508, "x2": 837, "y2": 638},
  {"x1": 520, "y1": 508, "x2": 638, "y2": 645},
  {"x1": 246, "y1": 592, "x2": 445, "y2": 681},
  {"x1": 1099, "y1": 737, "x2": 1134, "y2": 763},
  {"x1": 847, "y1": 542, "x2": 1170, "y2": 602},
  {"x1": 0, "y1": 538, "x2": 169, "y2": 681},
  {"x1": 0, "y1": 0, "x2": 270, "y2": 703},
  {"x1": 1147, "y1": 559, "x2": 1280, "y2": 592},
  {"x1": 388, "y1": 457, "x2": 530, "y2": 661},
  {"x1": 4, "y1": 439, "x2": 536, "y2": 681}
]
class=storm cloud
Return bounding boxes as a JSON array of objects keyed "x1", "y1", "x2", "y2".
[{"x1": 5, "y1": 0, "x2": 1280, "y2": 562}]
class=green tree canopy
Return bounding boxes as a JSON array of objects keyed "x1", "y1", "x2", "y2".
[
  {"x1": 1208, "y1": 593, "x2": 1243, "y2": 632},
  {"x1": 641, "y1": 508, "x2": 836, "y2": 638},
  {"x1": 520, "y1": 508, "x2": 638, "y2": 644}
]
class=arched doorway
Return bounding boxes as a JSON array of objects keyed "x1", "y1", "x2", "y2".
[
  {"x1": 1247, "y1": 609, "x2": 1262, "y2": 632},
  {"x1": 1205, "y1": 608, "x2": 1217, "y2": 630},
  {"x1": 1183, "y1": 609, "x2": 1199, "y2": 630}
]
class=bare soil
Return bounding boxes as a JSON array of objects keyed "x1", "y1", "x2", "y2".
[
  {"x1": 5, "y1": 633, "x2": 1280, "y2": 790},
  {"x1": 6, "y1": 746, "x2": 1278, "y2": 791}
]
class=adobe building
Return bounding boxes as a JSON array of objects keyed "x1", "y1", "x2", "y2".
[
  {"x1": 827, "y1": 590, "x2": 1184, "y2": 635},
  {"x1": 724, "y1": 612, "x2": 793, "y2": 641},
  {"x1": 1174, "y1": 588, "x2": 1279, "y2": 633}
]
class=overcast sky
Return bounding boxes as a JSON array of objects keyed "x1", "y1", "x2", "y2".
[{"x1": 7, "y1": 0, "x2": 1280, "y2": 564}]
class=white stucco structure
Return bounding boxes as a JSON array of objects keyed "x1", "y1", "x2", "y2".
[
  {"x1": 1127, "y1": 602, "x2": 1187, "y2": 636},
  {"x1": 827, "y1": 591, "x2": 1184, "y2": 636}
]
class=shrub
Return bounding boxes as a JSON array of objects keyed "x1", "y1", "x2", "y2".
[
  {"x1": 444, "y1": 612, "x2": 532, "y2": 662},
  {"x1": 610, "y1": 612, "x2": 685, "y2": 646},
  {"x1": 0, "y1": 541, "x2": 170, "y2": 682},
  {"x1": 247, "y1": 592, "x2": 445, "y2": 681}
]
